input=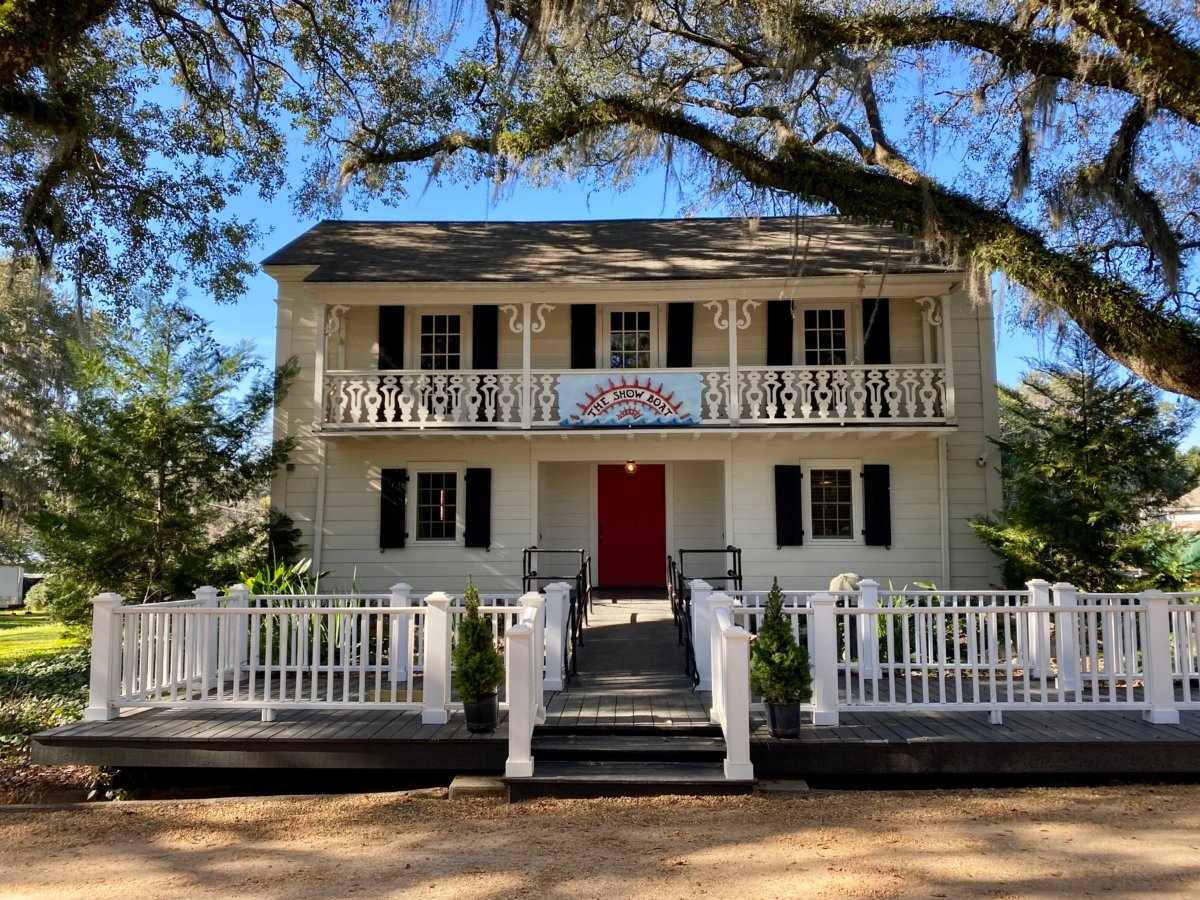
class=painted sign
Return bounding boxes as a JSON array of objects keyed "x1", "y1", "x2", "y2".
[{"x1": 558, "y1": 373, "x2": 703, "y2": 426}]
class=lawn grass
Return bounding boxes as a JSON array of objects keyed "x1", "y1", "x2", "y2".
[{"x1": 0, "y1": 609, "x2": 79, "y2": 664}]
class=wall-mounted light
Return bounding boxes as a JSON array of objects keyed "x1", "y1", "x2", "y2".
[{"x1": 624, "y1": 459, "x2": 638, "y2": 476}]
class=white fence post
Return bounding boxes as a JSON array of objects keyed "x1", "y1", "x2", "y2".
[
  {"x1": 389, "y1": 583, "x2": 412, "y2": 679},
  {"x1": 1052, "y1": 582, "x2": 1081, "y2": 693},
  {"x1": 421, "y1": 592, "x2": 452, "y2": 725},
  {"x1": 505, "y1": 619, "x2": 535, "y2": 777},
  {"x1": 708, "y1": 593, "x2": 733, "y2": 726},
  {"x1": 194, "y1": 585, "x2": 219, "y2": 690},
  {"x1": 810, "y1": 593, "x2": 839, "y2": 726},
  {"x1": 226, "y1": 583, "x2": 249, "y2": 680},
  {"x1": 1026, "y1": 579, "x2": 1051, "y2": 678},
  {"x1": 859, "y1": 579, "x2": 880, "y2": 680},
  {"x1": 691, "y1": 579, "x2": 714, "y2": 690},
  {"x1": 1141, "y1": 590, "x2": 1181, "y2": 725},
  {"x1": 713, "y1": 604, "x2": 754, "y2": 781},
  {"x1": 543, "y1": 582, "x2": 570, "y2": 691},
  {"x1": 516, "y1": 591, "x2": 546, "y2": 723},
  {"x1": 84, "y1": 593, "x2": 123, "y2": 721}
]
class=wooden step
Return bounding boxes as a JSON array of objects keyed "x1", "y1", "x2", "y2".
[
  {"x1": 532, "y1": 734, "x2": 726, "y2": 762},
  {"x1": 505, "y1": 760, "x2": 753, "y2": 800}
]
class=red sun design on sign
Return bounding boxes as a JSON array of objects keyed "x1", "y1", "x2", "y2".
[{"x1": 568, "y1": 374, "x2": 691, "y2": 423}]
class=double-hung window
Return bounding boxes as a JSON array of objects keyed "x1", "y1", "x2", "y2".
[
  {"x1": 419, "y1": 314, "x2": 462, "y2": 371},
  {"x1": 609, "y1": 310, "x2": 653, "y2": 369},
  {"x1": 802, "y1": 308, "x2": 849, "y2": 366},
  {"x1": 415, "y1": 470, "x2": 460, "y2": 542}
]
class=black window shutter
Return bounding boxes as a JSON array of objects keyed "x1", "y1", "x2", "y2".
[
  {"x1": 862, "y1": 464, "x2": 892, "y2": 547},
  {"x1": 863, "y1": 298, "x2": 891, "y2": 365},
  {"x1": 379, "y1": 306, "x2": 405, "y2": 369},
  {"x1": 380, "y1": 468, "x2": 407, "y2": 549},
  {"x1": 666, "y1": 303, "x2": 694, "y2": 368},
  {"x1": 774, "y1": 465, "x2": 804, "y2": 547},
  {"x1": 570, "y1": 305, "x2": 596, "y2": 369},
  {"x1": 464, "y1": 468, "x2": 492, "y2": 548},
  {"x1": 472, "y1": 305, "x2": 498, "y2": 369},
  {"x1": 766, "y1": 300, "x2": 793, "y2": 366}
]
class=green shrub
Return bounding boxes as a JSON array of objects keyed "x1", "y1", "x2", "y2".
[
  {"x1": 0, "y1": 648, "x2": 89, "y2": 759},
  {"x1": 750, "y1": 578, "x2": 812, "y2": 704},
  {"x1": 22, "y1": 581, "x2": 49, "y2": 613},
  {"x1": 452, "y1": 578, "x2": 504, "y2": 703}
]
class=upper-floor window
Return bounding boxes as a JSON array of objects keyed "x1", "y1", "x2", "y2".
[
  {"x1": 420, "y1": 314, "x2": 461, "y2": 371},
  {"x1": 802, "y1": 308, "x2": 849, "y2": 366},
  {"x1": 609, "y1": 310, "x2": 652, "y2": 368}
]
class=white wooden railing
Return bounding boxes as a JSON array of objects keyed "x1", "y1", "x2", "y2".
[
  {"x1": 708, "y1": 596, "x2": 754, "y2": 780},
  {"x1": 705, "y1": 579, "x2": 1200, "y2": 732},
  {"x1": 321, "y1": 363, "x2": 949, "y2": 429},
  {"x1": 504, "y1": 594, "x2": 547, "y2": 778},
  {"x1": 84, "y1": 584, "x2": 560, "y2": 725}
]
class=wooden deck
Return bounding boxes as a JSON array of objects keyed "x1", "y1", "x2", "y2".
[{"x1": 30, "y1": 598, "x2": 1200, "y2": 779}]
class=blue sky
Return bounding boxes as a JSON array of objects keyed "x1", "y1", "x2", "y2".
[{"x1": 193, "y1": 170, "x2": 1198, "y2": 449}]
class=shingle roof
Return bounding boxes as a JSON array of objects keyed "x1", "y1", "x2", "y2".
[{"x1": 261, "y1": 217, "x2": 952, "y2": 283}]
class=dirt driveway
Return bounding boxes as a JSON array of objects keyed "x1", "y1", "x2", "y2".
[{"x1": 2, "y1": 784, "x2": 1198, "y2": 898}]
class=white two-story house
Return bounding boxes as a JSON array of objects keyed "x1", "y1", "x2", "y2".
[{"x1": 263, "y1": 217, "x2": 1002, "y2": 593}]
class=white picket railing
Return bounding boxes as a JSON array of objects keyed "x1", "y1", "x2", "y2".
[
  {"x1": 709, "y1": 579, "x2": 1199, "y2": 729},
  {"x1": 321, "y1": 363, "x2": 949, "y2": 429},
  {"x1": 84, "y1": 584, "x2": 559, "y2": 726}
]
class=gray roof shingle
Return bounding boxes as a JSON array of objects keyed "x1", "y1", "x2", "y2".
[{"x1": 262, "y1": 217, "x2": 952, "y2": 283}]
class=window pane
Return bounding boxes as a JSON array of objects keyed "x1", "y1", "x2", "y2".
[
  {"x1": 416, "y1": 472, "x2": 457, "y2": 540},
  {"x1": 810, "y1": 469, "x2": 853, "y2": 538},
  {"x1": 420, "y1": 314, "x2": 461, "y2": 371},
  {"x1": 610, "y1": 309, "x2": 652, "y2": 368},
  {"x1": 804, "y1": 307, "x2": 849, "y2": 367}
]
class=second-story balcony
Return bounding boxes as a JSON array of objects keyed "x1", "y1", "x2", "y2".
[{"x1": 319, "y1": 364, "x2": 952, "y2": 431}]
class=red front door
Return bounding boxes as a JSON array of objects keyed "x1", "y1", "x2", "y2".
[{"x1": 597, "y1": 464, "x2": 666, "y2": 587}]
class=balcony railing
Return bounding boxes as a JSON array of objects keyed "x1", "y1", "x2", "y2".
[{"x1": 320, "y1": 364, "x2": 950, "y2": 430}]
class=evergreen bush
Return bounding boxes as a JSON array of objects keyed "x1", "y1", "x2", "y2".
[
  {"x1": 452, "y1": 578, "x2": 504, "y2": 703},
  {"x1": 750, "y1": 578, "x2": 812, "y2": 704}
]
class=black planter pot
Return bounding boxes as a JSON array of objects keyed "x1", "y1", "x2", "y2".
[
  {"x1": 462, "y1": 693, "x2": 500, "y2": 734},
  {"x1": 764, "y1": 701, "x2": 803, "y2": 738}
]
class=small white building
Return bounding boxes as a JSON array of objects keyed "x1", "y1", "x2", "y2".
[
  {"x1": 263, "y1": 217, "x2": 1002, "y2": 593},
  {"x1": 1167, "y1": 486, "x2": 1200, "y2": 533}
]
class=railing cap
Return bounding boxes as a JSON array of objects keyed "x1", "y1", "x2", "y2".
[{"x1": 91, "y1": 592, "x2": 124, "y2": 607}]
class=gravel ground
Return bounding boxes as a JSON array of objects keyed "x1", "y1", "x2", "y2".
[{"x1": 1, "y1": 783, "x2": 1198, "y2": 898}]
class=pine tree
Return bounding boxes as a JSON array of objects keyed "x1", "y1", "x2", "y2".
[
  {"x1": 452, "y1": 577, "x2": 505, "y2": 703},
  {"x1": 972, "y1": 332, "x2": 1198, "y2": 590},
  {"x1": 29, "y1": 301, "x2": 295, "y2": 623}
]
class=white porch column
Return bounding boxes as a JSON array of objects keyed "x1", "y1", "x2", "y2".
[
  {"x1": 543, "y1": 582, "x2": 571, "y2": 691},
  {"x1": 83, "y1": 593, "x2": 123, "y2": 721},
  {"x1": 690, "y1": 579, "x2": 714, "y2": 690},
  {"x1": 421, "y1": 592, "x2": 452, "y2": 725},
  {"x1": 1141, "y1": 590, "x2": 1181, "y2": 725},
  {"x1": 1026, "y1": 579, "x2": 1052, "y2": 678},
  {"x1": 858, "y1": 579, "x2": 880, "y2": 681},
  {"x1": 810, "y1": 594, "x2": 840, "y2": 726},
  {"x1": 519, "y1": 591, "x2": 547, "y2": 723},
  {"x1": 1052, "y1": 582, "x2": 1081, "y2": 694},
  {"x1": 389, "y1": 583, "x2": 413, "y2": 680}
]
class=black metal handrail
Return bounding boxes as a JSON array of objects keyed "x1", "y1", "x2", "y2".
[
  {"x1": 673, "y1": 546, "x2": 743, "y2": 685},
  {"x1": 522, "y1": 547, "x2": 592, "y2": 681}
]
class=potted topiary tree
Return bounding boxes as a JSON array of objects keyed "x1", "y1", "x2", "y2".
[
  {"x1": 453, "y1": 577, "x2": 506, "y2": 733},
  {"x1": 750, "y1": 577, "x2": 812, "y2": 738}
]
